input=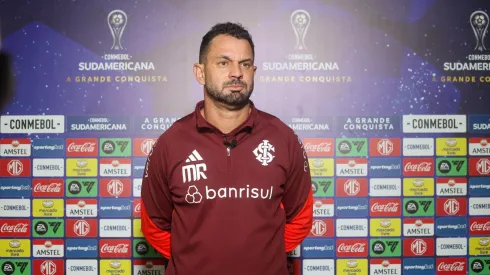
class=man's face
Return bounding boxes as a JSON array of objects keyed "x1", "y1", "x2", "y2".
[{"x1": 203, "y1": 35, "x2": 256, "y2": 109}]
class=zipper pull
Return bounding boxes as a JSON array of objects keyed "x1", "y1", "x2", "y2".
[{"x1": 227, "y1": 147, "x2": 231, "y2": 156}]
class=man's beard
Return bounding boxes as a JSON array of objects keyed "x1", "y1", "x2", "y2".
[{"x1": 205, "y1": 79, "x2": 253, "y2": 109}]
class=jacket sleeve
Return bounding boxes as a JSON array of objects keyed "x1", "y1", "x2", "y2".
[
  {"x1": 141, "y1": 137, "x2": 173, "y2": 259},
  {"x1": 282, "y1": 132, "x2": 314, "y2": 252}
]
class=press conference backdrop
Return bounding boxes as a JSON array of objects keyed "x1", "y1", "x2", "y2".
[{"x1": 1, "y1": 0, "x2": 490, "y2": 274}]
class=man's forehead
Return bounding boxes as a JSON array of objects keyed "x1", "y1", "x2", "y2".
[{"x1": 208, "y1": 35, "x2": 253, "y2": 59}]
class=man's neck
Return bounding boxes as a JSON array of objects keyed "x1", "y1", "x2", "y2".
[{"x1": 200, "y1": 98, "x2": 251, "y2": 134}]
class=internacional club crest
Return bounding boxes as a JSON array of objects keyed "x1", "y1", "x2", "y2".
[{"x1": 254, "y1": 140, "x2": 275, "y2": 166}]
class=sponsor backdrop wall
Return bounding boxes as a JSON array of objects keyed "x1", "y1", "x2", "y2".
[{"x1": 1, "y1": 0, "x2": 490, "y2": 274}]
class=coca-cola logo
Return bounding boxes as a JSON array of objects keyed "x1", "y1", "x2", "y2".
[
  {"x1": 404, "y1": 162, "x2": 432, "y2": 172},
  {"x1": 471, "y1": 221, "x2": 490, "y2": 231},
  {"x1": 437, "y1": 262, "x2": 465, "y2": 272},
  {"x1": 101, "y1": 243, "x2": 129, "y2": 254},
  {"x1": 371, "y1": 202, "x2": 399, "y2": 212},
  {"x1": 67, "y1": 142, "x2": 96, "y2": 153},
  {"x1": 304, "y1": 142, "x2": 332, "y2": 152},
  {"x1": 34, "y1": 183, "x2": 61, "y2": 193},
  {"x1": 337, "y1": 243, "x2": 366, "y2": 253},
  {"x1": 0, "y1": 223, "x2": 28, "y2": 233}
]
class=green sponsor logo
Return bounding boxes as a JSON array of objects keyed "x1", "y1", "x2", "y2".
[
  {"x1": 100, "y1": 138, "x2": 131, "y2": 156},
  {"x1": 336, "y1": 138, "x2": 367, "y2": 156},
  {"x1": 312, "y1": 178, "x2": 334, "y2": 197},
  {"x1": 470, "y1": 257, "x2": 490, "y2": 275},
  {"x1": 133, "y1": 239, "x2": 163, "y2": 258},
  {"x1": 370, "y1": 238, "x2": 401, "y2": 257},
  {"x1": 66, "y1": 178, "x2": 98, "y2": 197},
  {"x1": 0, "y1": 260, "x2": 30, "y2": 275},
  {"x1": 403, "y1": 198, "x2": 434, "y2": 216},
  {"x1": 32, "y1": 219, "x2": 64, "y2": 237},
  {"x1": 436, "y1": 157, "x2": 467, "y2": 176}
]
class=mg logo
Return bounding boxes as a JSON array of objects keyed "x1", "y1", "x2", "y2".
[
  {"x1": 7, "y1": 160, "x2": 23, "y2": 176},
  {"x1": 141, "y1": 139, "x2": 155, "y2": 155},
  {"x1": 377, "y1": 139, "x2": 393, "y2": 155},
  {"x1": 253, "y1": 140, "x2": 275, "y2": 166},
  {"x1": 310, "y1": 220, "x2": 327, "y2": 236},
  {"x1": 477, "y1": 159, "x2": 490, "y2": 174},
  {"x1": 107, "y1": 180, "x2": 124, "y2": 196},
  {"x1": 411, "y1": 239, "x2": 427, "y2": 255},
  {"x1": 344, "y1": 180, "x2": 360, "y2": 196},
  {"x1": 41, "y1": 260, "x2": 56, "y2": 275},
  {"x1": 444, "y1": 199, "x2": 460, "y2": 215},
  {"x1": 74, "y1": 220, "x2": 90, "y2": 236}
]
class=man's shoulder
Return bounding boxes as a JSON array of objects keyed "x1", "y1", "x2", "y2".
[{"x1": 154, "y1": 112, "x2": 195, "y2": 145}]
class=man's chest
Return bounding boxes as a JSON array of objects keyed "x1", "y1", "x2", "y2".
[{"x1": 166, "y1": 138, "x2": 289, "y2": 206}]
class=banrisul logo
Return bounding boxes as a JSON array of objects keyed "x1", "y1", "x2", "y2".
[
  {"x1": 32, "y1": 219, "x2": 64, "y2": 237},
  {"x1": 336, "y1": 138, "x2": 367, "y2": 156},
  {"x1": 100, "y1": 138, "x2": 131, "y2": 157},
  {"x1": 404, "y1": 198, "x2": 435, "y2": 216},
  {"x1": 0, "y1": 260, "x2": 30, "y2": 275},
  {"x1": 312, "y1": 178, "x2": 334, "y2": 197},
  {"x1": 133, "y1": 239, "x2": 161, "y2": 258},
  {"x1": 436, "y1": 157, "x2": 468, "y2": 176},
  {"x1": 370, "y1": 238, "x2": 401, "y2": 257},
  {"x1": 66, "y1": 179, "x2": 98, "y2": 197}
]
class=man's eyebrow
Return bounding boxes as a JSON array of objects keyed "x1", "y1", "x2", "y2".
[{"x1": 216, "y1": 55, "x2": 253, "y2": 63}]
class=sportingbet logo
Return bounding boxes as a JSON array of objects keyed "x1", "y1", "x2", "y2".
[
  {"x1": 182, "y1": 150, "x2": 207, "y2": 183},
  {"x1": 186, "y1": 185, "x2": 273, "y2": 204}
]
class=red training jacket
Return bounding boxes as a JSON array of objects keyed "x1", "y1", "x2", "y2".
[{"x1": 141, "y1": 100, "x2": 313, "y2": 275}]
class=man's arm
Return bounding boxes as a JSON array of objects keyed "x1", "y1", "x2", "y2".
[
  {"x1": 141, "y1": 137, "x2": 173, "y2": 259},
  {"x1": 281, "y1": 132, "x2": 314, "y2": 252}
]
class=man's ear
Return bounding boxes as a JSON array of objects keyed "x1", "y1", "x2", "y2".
[{"x1": 193, "y1": 63, "x2": 205, "y2": 85}]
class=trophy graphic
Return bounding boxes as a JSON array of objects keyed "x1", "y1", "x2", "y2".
[
  {"x1": 470, "y1": 11, "x2": 489, "y2": 52},
  {"x1": 108, "y1": 10, "x2": 128, "y2": 50},
  {"x1": 291, "y1": 10, "x2": 311, "y2": 50}
]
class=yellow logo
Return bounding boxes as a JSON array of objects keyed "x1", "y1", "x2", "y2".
[
  {"x1": 0, "y1": 239, "x2": 30, "y2": 257},
  {"x1": 66, "y1": 158, "x2": 98, "y2": 177},
  {"x1": 337, "y1": 259, "x2": 368, "y2": 275},
  {"x1": 370, "y1": 218, "x2": 401, "y2": 237},
  {"x1": 470, "y1": 237, "x2": 490, "y2": 255},
  {"x1": 436, "y1": 138, "x2": 467, "y2": 156},
  {"x1": 403, "y1": 178, "x2": 434, "y2": 196},
  {"x1": 133, "y1": 219, "x2": 144, "y2": 237},
  {"x1": 33, "y1": 199, "x2": 64, "y2": 217},
  {"x1": 309, "y1": 158, "x2": 334, "y2": 177},
  {"x1": 100, "y1": 260, "x2": 131, "y2": 274}
]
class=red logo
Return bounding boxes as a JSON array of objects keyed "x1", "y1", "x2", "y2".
[
  {"x1": 99, "y1": 239, "x2": 131, "y2": 258},
  {"x1": 133, "y1": 138, "x2": 157, "y2": 156},
  {"x1": 336, "y1": 239, "x2": 368, "y2": 257},
  {"x1": 0, "y1": 219, "x2": 30, "y2": 237},
  {"x1": 403, "y1": 238, "x2": 434, "y2": 256},
  {"x1": 469, "y1": 158, "x2": 490, "y2": 176},
  {"x1": 469, "y1": 218, "x2": 490, "y2": 235},
  {"x1": 436, "y1": 198, "x2": 467, "y2": 216},
  {"x1": 99, "y1": 179, "x2": 131, "y2": 197},
  {"x1": 403, "y1": 158, "x2": 434, "y2": 176},
  {"x1": 436, "y1": 258, "x2": 466, "y2": 275},
  {"x1": 133, "y1": 198, "x2": 141, "y2": 217},
  {"x1": 302, "y1": 138, "x2": 334, "y2": 157},
  {"x1": 335, "y1": 178, "x2": 368, "y2": 196},
  {"x1": 66, "y1": 138, "x2": 98, "y2": 157},
  {"x1": 66, "y1": 219, "x2": 97, "y2": 237},
  {"x1": 308, "y1": 219, "x2": 334, "y2": 237},
  {"x1": 369, "y1": 138, "x2": 401, "y2": 156},
  {"x1": 32, "y1": 179, "x2": 64, "y2": 197},
  {"x1": 33, "y1": 259, "x2": 63, "y2": 275},
  {"x1": 369, "y1": 198, "x2": 401, "y2": 216},
  {"x1": 0, "y1": 159, "x2": 31, "y2": 177}
]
